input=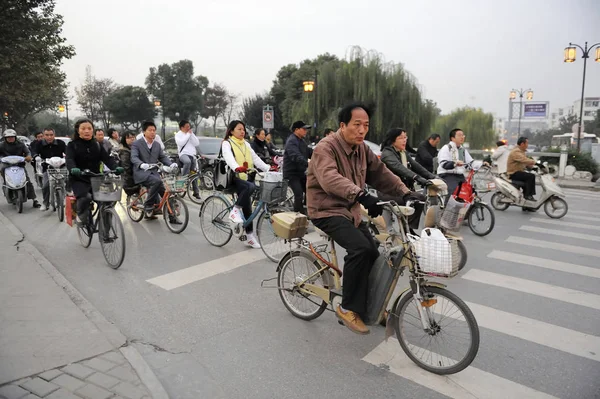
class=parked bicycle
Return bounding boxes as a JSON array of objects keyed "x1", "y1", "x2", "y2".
[
  {"x1": 269, "y1": 201, "x2": 480, "y2": 375},
  {"x1": 43, "y1": 157, "x2": 68, "y2": 222},
  {"x1": 199, "y1": 170, "x2": 290, "y2": 260},
  {"x1": 75, "y1": 171, "x2": 126, "y2": 269},
  {"x1": 126, "y1": 164, "x2": 190, "y2": 234}
]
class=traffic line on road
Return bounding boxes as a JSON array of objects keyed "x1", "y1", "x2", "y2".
[
  {"x1": 568, "y1": 210, "x2": 600, "y2": 216},
  {"x1": 487, "y1": 250, "x2": 600, "y2": 279},
  {"x1": 563, "y1": 189, "x2": 600, "y2": 197},
  {"x1": 464, "y1": 302, "x2": 600, "y2": 362},
  {"x1": 506, "y1": 236, "x2": 600, "y2": 258},
  {"x1": 362, "y1": 340, "x2": 558, "y2": 399},
  {"x1": 564, "y1": 214, "x2": 600, "y2": 223},
  {"x1": 519, "y1": 225, "x2": 600, "y2": 242},
  {"x1": 462, "y1": 269, "x2": 600, "y2": 310},
  {"x1": 528, "y1": 218, "x2": 600, "y2": 231}
]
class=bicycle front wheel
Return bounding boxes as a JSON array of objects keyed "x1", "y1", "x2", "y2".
[
  {"x1": 257, "y1": 208, "x2": 290, "y2": 262},
  {"x1": 56, "y1": 190, "x2": 65, "y2": 222},
  {"x1": 163, "y1": 197, "x2": 189, "y2": 234},
  {"x1": 467, "y1": 202, "x2": 495, "y2": 237},
  {"x1": 199, "y1": 195, "x2": 233, "y2": 247},
  {"x1": 394, "y1": 285, "x2": 479, "y2": 375},
  {"x1": 77, "y1": 216, "x2": 93, "y2": 248},
  {"x1": 99, "y1": 207, "x2": 126, "y2": 269}
]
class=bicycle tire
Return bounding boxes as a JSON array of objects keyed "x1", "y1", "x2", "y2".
[
  {"x1": 457, "y1": 240, "x2": 467, "y2": 271},
  {"x1": 99, "y1": 207, "x2": 126, "y2": 269},
  {"x1": 257, "y1": 207, "x2": 289, "y2": 262},
  {"x1": 490, "y1": 192, "x2": 509, "y2": 211},
  {"x1": 199, "y1": 195, "x2": 233, "y2": 247},
  {"x1": 16, "y1": 190, "x2": 24, "y2": 213},
  {"x1": 126, "y1": 193, "x2": 145, "y2": 222},
  {"x1": 277, "y1": 251, "x2": 328, "y2": 321},
  {"x1": 163, "y1": 197, "x2": 189, "y2": 234},
  {"x1": 56, "y1": 190, "x2": 64, "y2": 222},
  {"x1": 77, "y1": 212, "x2": 93, "y2": 248},
  {"x1": 394, "y1": 286, "x2": 479, "y2": 375},
  {"x1": 186, "y1": 174, "x2": 202, "y2": 204},
  {"x1": 467, "y1": 202, "x2": 495, "y2": 237}
]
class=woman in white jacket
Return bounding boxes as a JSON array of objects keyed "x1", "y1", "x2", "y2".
[
  {"x1": 221, "y1": 120, "x2": 270, "y2": 248},
  {"x1": 491, "y1": 140, "x2": 509, "y2": 175}
]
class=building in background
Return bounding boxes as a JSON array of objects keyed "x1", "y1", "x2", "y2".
[{"x1": 549, "y1": 97, "x2": 598, "y2": 129}]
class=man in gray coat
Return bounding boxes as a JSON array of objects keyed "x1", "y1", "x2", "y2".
[{"x1": 131, "y1": 121, "x2": 178, "y2": 219}]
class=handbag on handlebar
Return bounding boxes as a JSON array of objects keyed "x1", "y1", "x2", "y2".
[{"x1": 214, "y1": 147, "x2": 234, "y2": 191}]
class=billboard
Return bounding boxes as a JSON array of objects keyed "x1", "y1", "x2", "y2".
[{"x1": 523, "y1": 102, "x2": 548, "y2": 118}]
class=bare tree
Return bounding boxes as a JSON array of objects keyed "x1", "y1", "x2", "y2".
[
  {"x1": 75, "y1": 66, "x2": 116, "y2": 129},
  {"x1": 203, "y1": 83, "x2": 230, "y2": 135},
  {"x1": 222, "y1": 92, "x2": 240, "y2": 127}
]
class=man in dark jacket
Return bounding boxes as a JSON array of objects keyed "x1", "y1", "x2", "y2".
[
  {"x1": 37, "y1": 128, "x2": 67, "y2": 210},
  {"x1": 415, "y1": 134, "x2": 441, "y2": 173},
  {"x1": 0, "y1": 129, "x2": 40, "y2": 207},
  {"x1": 283, "y1": 121, "x2": 313, "y2": 213}
]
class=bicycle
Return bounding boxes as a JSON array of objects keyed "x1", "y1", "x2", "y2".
[
  {"x1": 43, "y1": 157, "x2": 68, "y2": 222},
  {"x1": 199, "y1": 170, "x2": 290, "y2": 260},
  {"x1": 75, "y1": 171, "x2": 126, "y2": 269},
  {"x1": 126, "y1": 164, "x2": 190, "y2": 234},
  {"x1": 176, "y1": 155, "x2": 215, "y2": 204},
  {"x1": 463, "y1": 163, "x2": 495, "y2": 237},
  {"x1": 270, "y1": 201, "x2": 480, "y2": 375}
]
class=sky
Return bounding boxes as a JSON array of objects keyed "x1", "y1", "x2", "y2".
[{"x1": 55, "y1": 0, "x2": 600, "y2": 121}]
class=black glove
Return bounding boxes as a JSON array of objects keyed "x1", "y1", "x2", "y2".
[
  {"x1": 415, "y1": 176, "x2": 429, "y2": 186},
  {"x1": 403, "y1": 191, "x2": 426, "y2": 203},
  {"x1": 357, "y1": 192, "x2": 383, "y2": 218}
]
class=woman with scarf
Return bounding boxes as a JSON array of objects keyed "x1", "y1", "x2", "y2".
[{"x1": 221, "y1": 120, "x2": 270, "y2": 249}]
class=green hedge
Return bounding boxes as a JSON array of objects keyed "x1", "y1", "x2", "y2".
[{"x1": 539, "y1": 149, "x2": 598, "y2": 175}]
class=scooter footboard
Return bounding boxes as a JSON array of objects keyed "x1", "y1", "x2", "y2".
[{"x1": 363, "y1": 249, "x2": 404, "y2": 326}]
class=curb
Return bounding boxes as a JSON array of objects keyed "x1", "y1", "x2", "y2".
[{"x1": 0, "y1": 210, "x2": 170, "y2": 399}]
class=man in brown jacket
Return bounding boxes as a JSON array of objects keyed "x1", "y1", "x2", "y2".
[
  {"x1": 507, "y1": 137, "x2": 536, "y2": 200},
  {"x1": 307, "y1": 103, "x2": 419, "y2": 335}
]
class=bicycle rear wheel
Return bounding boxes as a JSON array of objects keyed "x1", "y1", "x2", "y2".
[
  {"x1": 99, "y1": 207, "x2": 126, "y2": 269},
  {"x1": 77, "y1": 210, "x2": 93, "y2": 248},
  {"x1": 257, "y1": 208, "x2": 290, "y2": 262},
  {"x1": 277, "y1": 251, "x2": 328, "y2": 321},
  {"x1": 199, "y1": 195, "x2": 233, "y2": 247},
  {"x1": 467, "y1": 202, "x2": 495, "y2": 237},
  {"x1": 126, "y1": 192, "x2": 145, "y2": 222},
  {"x1": 56, "y1": 190, "x2": 64, "y2": 222},
  {"x1": 164, "y1": 197, "x2": 189, "y2": 234},
  {"x1": 393, "y1": 285, "x2": 479, "y2": 375}
]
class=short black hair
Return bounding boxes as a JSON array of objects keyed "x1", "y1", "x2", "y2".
[
  {"x1": 517, "y1": 137, "x2": 528, "y2": 146},
  {"x1": 179, "y1": 120, "x2": 190, "y2": 129},
  {"x1": 323, "y1": 128, "x2": 334, "y2": 136},
  {"x1": 43, "y1": 127, "x2": 55, "y2": 133},
  {"x1": 36, "y1": 132, "x2": 43, "y2": 137},
  {"x1": 94, "y1": 128, "x2": 104, "y2": 135},
  {"x1": 120, "y1": 131, "x2": 136, "y2": 148},
  {"x1": 338, "y1": 103, "x2": 372, "y2": 125},
  {"x1": 142, "y1": 121, "x2": 156, "y2": 131},
  {"x1": 107, "y1": 128, "x2": 117, "y2": 136},
  {"x1": 428, "y1": 133, "x2": 440, "y2": 140},
  {"x1": 449, "y1": 128, "x2": 463, "y2": 140},
  {"x1": 73, "y1": 118, "x2": 94, "y2": 139}
]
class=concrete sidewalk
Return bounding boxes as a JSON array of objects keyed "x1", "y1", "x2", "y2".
[
  {"x1": 556, "y1": 178, "x2": 599, "y2": 191},
  {"x1": 0, "y1": 212, "x2": 169, "y2": 399}
]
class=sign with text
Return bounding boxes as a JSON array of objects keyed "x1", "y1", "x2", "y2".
[{"x1": 523, "y1": 102, "x2": 548, "y2": 118}]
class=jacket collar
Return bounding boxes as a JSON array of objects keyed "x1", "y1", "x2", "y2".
[{"x1": 334, "y1": 132, "x2": 356, "y2": 156}]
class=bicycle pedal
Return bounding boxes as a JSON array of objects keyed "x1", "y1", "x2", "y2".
[{"x1": 239, "y1": 235, "x2": 247, "y2": 241}]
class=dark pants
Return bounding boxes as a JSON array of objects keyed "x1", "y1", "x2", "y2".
[
  {"x1": 377, "y1": 191, "x2": 425, "y2": 230},
  {"x1": 288, "y1": 175, "x2": 306, "y2": 213},
  {"x1": 179, "y1": 154, "x2": 199, "y2": 195},
  {"x1": 440, "y1": 173, "x2": 465, "y2": 203},
  {"x1": 234, "y1": 176, "x2": 256, "y2": 233},
  {"x1": 510, "y1": 171, "x2": 536, "y2": 197},
  {"x1": 142, "y1": 174, "x2": 165, "y2": 212},
  {"x1": 71, "y1": 180, "x2": 92, "y2": 220},
  {"x1": 312, "y1": 216, "x2": 380, "y2": 316}
]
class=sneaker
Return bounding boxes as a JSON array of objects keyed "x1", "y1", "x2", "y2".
[
  {"x1": 169, "y1": 217, "x2": 182, "y2": 225},
  {"x1": 32, "y1": 200, "x2": 41, "y2": 208},
  {"x1": 335, "y1": 305, "x2": 370, "y2": 335},
  {"x1": 229, "y1": 207, "x2": 244, "y2": 224},
  {"x1": 193, "y1": 193, "x2": 201, "y2": 200},
  {"x1": 40, "y1": 204, "x2": 48, "y2": 211},
  {"x1": 245, "y1": 233, "x2": 261, "y2": 249},
  {"x1": 144, "y1": 210, "x2": 158, "y2": 220}
]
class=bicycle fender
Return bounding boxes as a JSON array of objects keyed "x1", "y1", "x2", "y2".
[
  {"x1": 390, "y1": 281, "x2": 448, "y2": 312},
  {"x1": 276, "y1": 247, "x2": 315, "y2": 273}
]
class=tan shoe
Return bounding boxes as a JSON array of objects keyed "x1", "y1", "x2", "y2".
[{"x1": 335, "y1": 305, "x2": 370, "y2": 335}]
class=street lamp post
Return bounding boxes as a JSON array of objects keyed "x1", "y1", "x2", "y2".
[
  {"x1": 303, "y1": 69, "x2": 318, "y2": 134},
  {"x1": 509, "y1": 88, "x2": 533, "y2": 136},
  {"x1": 153, "y1": 99, "x2": 164, "y2": 140},
  {"x1": 563, "y1": 41, "x2": 600, "y2": 153}
]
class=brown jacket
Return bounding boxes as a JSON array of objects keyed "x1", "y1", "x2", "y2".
[
  {"x1": 307, "y1": 133, "x2": 410, "y2": 226},
  {"x1": 506, "y1": 147, "x2": 533, "y2": 176}
]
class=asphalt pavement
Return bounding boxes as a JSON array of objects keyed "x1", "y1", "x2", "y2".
[{"x1": 1, "y1": 180, "x2": 599, "y2": 399}]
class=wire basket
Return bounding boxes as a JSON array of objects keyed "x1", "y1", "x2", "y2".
[
  {"x1": 439, "y1": 196, "x2": 471, "y2": 231},
  {"x1": 163, "y1": 176, "x2": 187, "y2": 192},
  {"x1": 48, "y1": 168, "x2": 68, "y2": 181},
  {"x1": 90, "y1": 176, "x2": 123, "y2": 202},
  {"x1": 260, "y1": 180, "x2": 288, "y2": 204},
  {"x1": 409, "y1": 229, "x2": 458, "y2": 278},
  {"x1": 472, "y1": 168, "x2": 496, "y2": 193}
]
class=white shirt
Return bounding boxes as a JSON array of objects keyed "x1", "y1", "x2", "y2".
[
  {"x1": 175, "y1": 131, "x2": 199, "y2": 157},
  {"x1": 136, "y1": 133, "x2": 164, "y2": 150},
  {"x1": 491, "y1": 146, "x2": 509, "y2": 174},
  {"x1": 221, "y1": 140, "x2": 269, "y2": 172},
  {"x1": 437, "y1": 141, "x2": 473, "y2": 175}
]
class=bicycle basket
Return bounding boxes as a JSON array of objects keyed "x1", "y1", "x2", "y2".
[
  {"x1": 163, "y1": 175, "x2": 187, "y2": 192},
  {"x1": 439, "y1": 196, "x2": 471, "y2": 232},
  {"x1": 90, "y1": 176, "x2": 123, "y2": 202},
  {"x1": 409, "y1": 228, "x2": 457, "y2": 278},
  {"x1": 260, "y1": 180, "x2": 288, "y2": 204},
  {"x1": 48, "y1": 168, "x2": 68, "y2": 180},
  {"x1": 472, "y1": 169, "x2": 496, "y2": 192}
]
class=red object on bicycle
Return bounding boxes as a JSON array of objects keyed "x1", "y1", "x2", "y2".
[{"x1": 65, "y1": 195, "x2": 77, "y2": 227}]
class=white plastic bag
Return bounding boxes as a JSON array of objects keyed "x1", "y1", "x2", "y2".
[{"x1": 411, "y1": 228, "x2": 454, "y2": 277}]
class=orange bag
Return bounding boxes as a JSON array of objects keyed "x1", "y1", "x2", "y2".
[{"x1": 65, "y1": 195, "x2": 77, "y2": 227}]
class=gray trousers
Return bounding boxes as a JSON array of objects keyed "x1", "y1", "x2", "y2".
[{"x1": 179, "y1": 154, "x2": 199, "y2": 195}]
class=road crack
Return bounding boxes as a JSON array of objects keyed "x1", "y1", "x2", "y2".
[
  {"x1": 125, "y1": 338, "x2": 190, "y2": 355},
  {"x1": 13, "y1": 234, "x2": 25, "y2": 251}
]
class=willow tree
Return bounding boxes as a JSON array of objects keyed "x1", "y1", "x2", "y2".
[
  {"x1": 433, "y1": 107, "x2": 496, "y2": 150},
  {"x1": 272, "y1": 47, "x2": 439, "y2": 144}
]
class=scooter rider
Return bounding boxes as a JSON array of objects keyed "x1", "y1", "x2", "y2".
[
  {"x1": 0, "y1": 129, "x2": 41, "y2": 208},
  {"x1": 507, "y1": 137, "x2": 537, "y2": 207},
  {"x1": 437, "y1": 128, "x2": 473, "y2": 198},
  {"x1": 36, "y1": 128, "x2": 67, "y2": 211},
  {"x1": 66, "y1": 119, "x2": 124, "y2": 225}
]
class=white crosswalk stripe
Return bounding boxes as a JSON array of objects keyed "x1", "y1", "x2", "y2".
[
  {"x1": 569, "y1": 210, "x2": 600, "y2": 216},
  {"x1": 519, "y1": 225, "x2": 600, "y2": 242},
  {"x1": 564, "y1": 214, "x2": 600, "y2": 223},
  {"x1": 487, "y1": 250, "x2": 600, "y2": 279},
  {"x1": 529, "y1": 217, "x2": 600, "y2": 231},
  {"x1": 506, "y1": 236, "x2": 600, "y2": 257}
]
